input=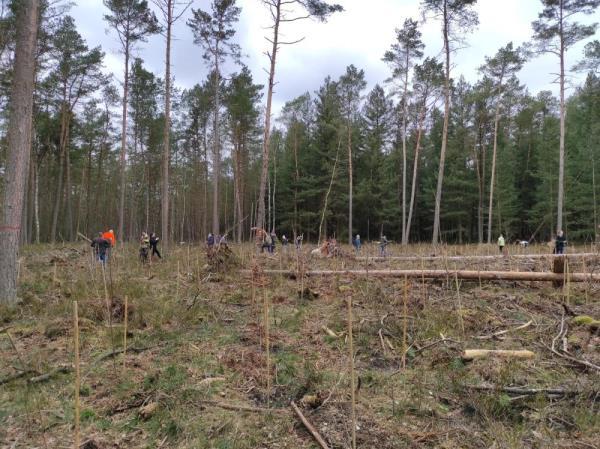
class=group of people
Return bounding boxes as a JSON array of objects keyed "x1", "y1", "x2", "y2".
[
  {"x1": 497, "y1": 230, "x2": 567, "y2": 255},
  {"x1": 92, "y1": 226, "x2": 571, "y2": 265},
  {"x1": 90, "y1": 228, "x2": 163, "y2": 265},
  {"x1": 91, "y1": 229, "x2": 116, "y2": 264},
  {"x1": 139, "y1": 232, "x2": 161, "y2": 262}
]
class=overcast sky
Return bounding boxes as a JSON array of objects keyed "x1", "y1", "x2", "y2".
[{"x1": 71, "y1": 0, "x2": 598, "y2": 115}]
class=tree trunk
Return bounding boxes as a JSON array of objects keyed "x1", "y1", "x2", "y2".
[
  {"x1": 64, "y1": 119, "x2": 73, "y2": 240},
  {"x1": 161, "y1": 0, "x2": 172, "y2": 248},
  {"x1": 432, "y1": 1, "x2": 450, "y2": 245},
  {"x1": 401, "y1": 57, "x2": 409, "y2": 245},
  {"x1": 487, "y1": 109, "x2": 500, "y2": 243},
  {"x1": 0, "y1": 0, "x2": 39, "y2": 304},
  {"x1": 406, "y1": 107, "x2": 426, "y2": 243},
  {"x1": 34, "y1": 159, "x2": 40, "y2": 244},
  {"x1": 212, "y1": 54, "x2": 221, "y2": 235},
  {"x1": 347, "y1": 121, "x2": 353, "y2": 245},
  {"x1": 118, "y1": 41, "x2": 130, "y2": 243},
  {"x1": 257, "y1": 0, "x2": 281, "y2": 231},
  {"x1": 557, "y1": 15, "x2": 565, "y2": 233}
]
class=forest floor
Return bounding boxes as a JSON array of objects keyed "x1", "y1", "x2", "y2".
[{"x1": 1, "y1": 242, "x2": 599, "y2": 449}]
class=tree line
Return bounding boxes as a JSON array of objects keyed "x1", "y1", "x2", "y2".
[{"x1": 1, "y1": 0, "x2": 600, "y2": 253}]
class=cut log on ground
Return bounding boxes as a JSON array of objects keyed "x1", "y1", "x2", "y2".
[
  {"x1": 355, "y1": 252, "x2": 597, "y2": 262},
  {"x1": 466, "y1": 384, "x2": 590, "y2": 397},
  {"x1": 243, "y1": 269, "x2": 600, "y2": 283},
  {"x1": 462, "y1": 349, "x2": 535, "y2": 361}
]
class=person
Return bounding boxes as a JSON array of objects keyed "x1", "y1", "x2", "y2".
[
  {"x1": 295, "y1": 234, "x2": 303, "y2": 251},
  {"x1": 353, "y1": 234, "x2": 361, "y2": 254},
  {"x1": 207, "y1": 233, "x2": 215, "y2": 248},
  {"x1": 139, "y1": 232, "x2": 150, "y2": 263},
  {"x1": 379, "y1": 235, "x2": 389, "y2": 257},
  {"x1": 270, "y1": 232, "x2": 277, "y2": 254},
  {"x1": 497, "y1": 234, "x2": 505, "y2": 254},
  {"x1": 555, "y1": 230, "x2": 567, "y2": 254},
  {"x1": 281, "y1": 234, "x2": 289, "y2": 251},
  {"x1": 91, "y1": 232, "x2": 110, "y2": 264},
  {"x1": 103, "y1": 229, "x2": 116, "y2": 247},
  {"x1": 218, "y1": 233, "x2": 228, "y2": 249},
  {"x1": 263, "y1": 232, "x2": 272, "y2": 253},
  {"x1": 149, "y1": 233, "x2": 161, "y2": 259}
]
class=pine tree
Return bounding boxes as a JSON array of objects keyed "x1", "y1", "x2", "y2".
[
  {"x1": 188, "y1": 0, "x2": 241, "y2": 237},
  {"x1": 103, "y1": 0, "x2": 160, "y2": 242},
  {"x1": 532, "y1": 0, "x2": 600, "y2": 233},
  {"x1": 422, "y1": 0, "x2": 478, "y2": 244}
]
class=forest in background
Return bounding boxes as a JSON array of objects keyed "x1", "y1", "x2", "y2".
[{"x1": 0, "y1": 0, "x2": 600, "y2": 246}]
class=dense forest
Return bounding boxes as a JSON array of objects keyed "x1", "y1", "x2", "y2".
[{"x1": 1, "y1": 0, "x2": 600, "y2": 247}]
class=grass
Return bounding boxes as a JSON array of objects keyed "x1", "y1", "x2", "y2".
[{"x1": 0, "y1": 242, "x2": 599, "y2": 448}]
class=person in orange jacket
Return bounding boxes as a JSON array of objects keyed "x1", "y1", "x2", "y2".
[
  {"x1": 102, "y1": 229, "x2": 116, "y2": 247},
  {"x1": 102, "y1": 229, "x2": 116, "y2": 262}
]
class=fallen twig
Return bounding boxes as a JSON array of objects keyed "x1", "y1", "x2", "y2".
[
  {"x1": 200, "y1": 400, "x2": 280, "y2": 414},
  {"x1": 291, "y1": 401, "x2": 330, "y2": 449},
  {"x1": 29, "y1": 365, "x2": 72, "y2": 383},
  {"x1": 548, "y1": 311, "x2": 600, "y2": 372},
  {"x1": 475, "y1": 320, "x2": 533, "y2": 340},
  {"x1": 0, "y1": 369, "x2": 36, "y2": 386}
]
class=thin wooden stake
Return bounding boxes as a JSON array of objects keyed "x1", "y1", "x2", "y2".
[
  {"x1": 264, "y1": 287, "x2": 271, "y2": 406},
  {"x1": 347, "y1": 295, "x2": 357, "y2": 449},
  {"x1": 73, "y1": 301, "x2": 80, "y2": 449},
  {"x1": 402, "y1": 276, "x2": 408, "y2": 369},
  {"x1": 454, "y1": 268, "x2": 465, "y2": 339},
  {"x1": 123, "y1": 295, "x2": 128, "y2": 373},
  {"x1": 101, "y1": 265, "x2": 116, "y2": 370}
]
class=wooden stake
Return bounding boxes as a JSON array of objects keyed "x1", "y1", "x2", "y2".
[
  {"x1": 454, "y1": 269, "x2": 465, "y2": 338},
  {"x1": 101, "y1": 265, "x2": 116, "y2": 370},
  {"x1": 347, "y1": 296, "x2": 357, "y2": 449},
  {"x1": 73, "y1": 301, "x2": 81, "y2": 449},
  {"x1": 123, "y1": 295, "x2": 128, "y2": 373},
  {"x1": 402, "y1": 276, "x2": 408, "y2": 369},
  {"x1": 264, "y1": 287, "x2": 270, "y2": 405}
]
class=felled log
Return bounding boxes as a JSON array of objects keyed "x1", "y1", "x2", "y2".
[
  {"x1": 462, "y1": 349, "x2": 535, "y2": 361},
  {"x1": 356, "y1": 252, "x2": 597, "y2": 262},
  {"x1": 243, "y1": 269, "x2": 600, "y2": 283}
]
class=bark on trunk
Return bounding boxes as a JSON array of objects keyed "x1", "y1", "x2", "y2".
[
  {"x1": 487, "y1": 109, "x2": 500, "y2": 243},
  {"x1": 432, "y1": 1, "x2": 450, "y2": 245},
  {"x1": 118, "y1": 43, "x2": 130, "y2": 243},
  {"x1": 557, "y1": 12, "x2": 565, "y2": 233},
  {"x1": 0, "y1": 0, "x2": 39, "y2": 304},
  {"x1": 257, "y1": 0, "x2": 281, "y2": 232},
  {"x1": 212, "y1": 55, "x2": 221, "y2": 235},
  {"x1": 161, "y1": 0, "x2": 172, "y2": 248}
]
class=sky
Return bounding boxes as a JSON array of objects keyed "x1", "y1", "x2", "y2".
[{"x1": 71, "y1": 0, "x2": 599, "y2": 115}]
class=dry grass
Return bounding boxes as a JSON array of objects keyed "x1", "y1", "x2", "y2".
[{"x1": 0, "y1": 242, "x2": 599, "y2": 448}]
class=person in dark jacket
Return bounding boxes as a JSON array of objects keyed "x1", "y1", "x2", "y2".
[
  {"x1": 554, "y1": 230, "x2": 567, "y2": 254},
  {"x1": 91, "y1": 232, "x2": 110, "y2": 264},
  {"x1": 150, "y1": 233, "x2": 161, "y2": 259}
]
